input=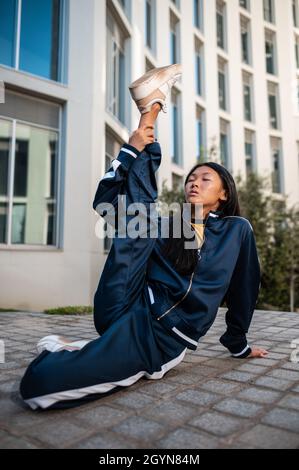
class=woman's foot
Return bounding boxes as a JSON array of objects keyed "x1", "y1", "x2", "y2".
[
  {"x1": 129, "y1": 63, "x2": 182, "y2": 115},
  {"x1": 36, "y1": 335, "x2": 91, "y2": 354}
]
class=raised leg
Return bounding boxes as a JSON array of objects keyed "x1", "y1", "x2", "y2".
[{"x1": 93, "y1": 107, "x2": 163, "y2": 336}]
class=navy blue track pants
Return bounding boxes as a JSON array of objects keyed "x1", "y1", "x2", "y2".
[{"x1": 19, "y1": 143, "x2": 187, "y2": 410}]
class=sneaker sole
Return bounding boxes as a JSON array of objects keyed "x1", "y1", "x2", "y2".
[
  {"x1": 36, "y1": 335, "x2": 90, "y2": 354},
  {"x1": 129, "y1": 64, "x2": 182, "y2": 101}
]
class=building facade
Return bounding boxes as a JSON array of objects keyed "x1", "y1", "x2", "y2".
[{"x1": 0, "y1": 0, "x2": 298, "y2": 310}]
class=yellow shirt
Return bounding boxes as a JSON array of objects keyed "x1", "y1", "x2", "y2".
[{"x1": 190, "y1": 221, "x2": 205, "y2": 249}]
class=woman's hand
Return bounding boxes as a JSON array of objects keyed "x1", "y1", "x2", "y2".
[
  {"x1": 128, "y1": 125, "x2": 155, "y2": 152},
  {"x1": 248, "y1": 347, "x2": 269, "y2": 358}
]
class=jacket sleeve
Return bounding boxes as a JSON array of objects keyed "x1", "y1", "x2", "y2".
[
  {"x1": 219, "y1": 221, "x2": 261, "y2": 359},
  {"x1": 92, "y1": 143, "x2": 141, "y2": 215}
]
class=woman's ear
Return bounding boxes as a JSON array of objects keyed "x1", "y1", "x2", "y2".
[{"x1": 219, "y1": 189, "x2": 228, "y2": 202}]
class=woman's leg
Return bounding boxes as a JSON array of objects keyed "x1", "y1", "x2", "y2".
[
  {"x1": 93, "y1": 105, "x2": 163, "y2": 336},
  {"x1": 20, "y1": 294, "x2": 187, "y2": 410},
  {"x1": 138, "y1": 102, "x2": 162, "y2": 129}
]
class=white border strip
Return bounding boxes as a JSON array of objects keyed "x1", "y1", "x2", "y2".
[
  {"x1": 232, "y1": 344, "x2": 250, "y2": 357},
  {"x1": 172, "y1": 327, "x2": 198, "y2": 347},
  {"x1": 23, "y1": 348, "x2": 187, "y2": 410},
  {"x1": 121, "y1": 146, "x2": 138, "y2": 159},
  {"x1": 147, "y1": 285, "x2": 155, "y2": 304}
]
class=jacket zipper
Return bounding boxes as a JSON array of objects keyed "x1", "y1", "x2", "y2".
[{"x1": 156, "y1": 213, "x2": 209, "y2": 321}]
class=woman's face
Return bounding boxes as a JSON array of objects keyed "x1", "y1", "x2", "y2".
[{"x1": 184, "y1": 165, "x2": 227, "y2": 212}]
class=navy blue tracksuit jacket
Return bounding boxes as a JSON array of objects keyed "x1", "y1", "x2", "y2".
[
  {"x1": 19, "y1": 141, "x2": 260, "y2": 410},
  {"x1": 93, "y1": 141, "x2": 261, "y2": 359}
]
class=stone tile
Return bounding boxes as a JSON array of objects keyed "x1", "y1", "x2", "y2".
[
  {"x1": 0, "y1": 431, "x2": 38, "y2": 449},
  {"x1": 237, "y1": 387, "x2": 282, "y2": 404},
  {"x1": 261, "y1": 408, "x2": 299, "y2": 433},
  {"x1": 176, "y1": 389, "x2": 222, "y2": 407},
  {"x1": 267, "y1": 369, "x2": 299, "y2": 382},
  {"x1": 138, "y1": 380, "x2": 178, "y2": 396},
  {"x1": 235, "y1": 363, "x2": 269, "y2": 374},
  {"x1": 247, "y1": 358, "x2": 281, "y2": 366},
  {"x1": 277, "y1": 394, "x2": 299, "y2": 411},
  {"x1": 254, "y1": 376, "x2": 292, "y2": 391},
  {"x1": 281, "y1": 362, "x2": 299, "y2": 371},
  {"x1": 213, "y1": 398, "x2": 263, "y2": 418},
  {"x1": 111, "y1": 390, "x2": 156, "y2": 410},
  {"x1": 69, "y1": 405, "x2": 129, "y2": 429},
  {"x1": 158, "y1": 428, "x2": 219, "y2": 449},
  {"x1": 143, "y1": 400, "x2": 198, "y2": 425},
  {"x1": 238, "y1": 424, "x2": 299, "y2": 449},
  {"x1": 220, "y1": 371, "x2": 256, "y2": 383},
  {"x1": 23, "y1": 420, "x2": 92, "y2": 448},
  {"x1": 70, "y1": 432, "x2": 135, "y2": 449},
  {"x1": 112, "y1": 416, "x2": 165, "y2": 442},
  {"x1": 200, "y1": 379, "x2": 241, "y2": 395},
  {"x1": 189, "y1": 411, "x2": 244, "y2": 437}
]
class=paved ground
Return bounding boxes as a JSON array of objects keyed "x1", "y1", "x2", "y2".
[{"x1": 0, "y1": 308, "x2": 299, "y2": 449}]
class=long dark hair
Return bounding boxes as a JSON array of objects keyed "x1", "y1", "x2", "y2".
[{"x1": 161, "y1": 161, "x2": 241, "y2": 276}]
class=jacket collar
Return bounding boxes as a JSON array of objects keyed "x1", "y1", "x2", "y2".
[{"x1": 202, "y1": 209, "x2": 224, "y2": 226}]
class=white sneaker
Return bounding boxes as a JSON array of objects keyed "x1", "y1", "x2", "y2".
[
  {"x1": 36, "y1": 335, "x2": 91, "y2": 354},
  {"x1": 129, "y1": 63, "x2": 182, "y2": 115}
]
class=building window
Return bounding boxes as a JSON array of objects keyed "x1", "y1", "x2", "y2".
[
  {"x1": 194, "y1": 0, "x2": 203, "y2": 31},
  {"x1": 270, "y1": 137, "x2": 282, "y2": 193},
  {"x1": 268, "y1": 82, "x2": 279, "y2": 129},
  {"x1": 239, "y1": 0, "x2": 250, "y2": 10},
  {"x1": 293, "y1": 0, "x2": 299, "y2": 28},
  {"x1": 117, "y1": 0, "x2": 131, "y2": 18},
  {"x1": 218, "y1": 58, "x2": 228, "y2": 111},
  {"x1": 0, "y1": 90, "x2": 60, "y2": 246},
  {"x1": 170, "y1": 14, "x2": 180, "y2": 65},
  {"x1": 241, "y1": 17, "x2": 251, "y2": 65},
  {"x1": 195, "y1": 39, "x2": 204, "y2": 96},
  {"x1": 145, "y1": 0, "x2": 156, "y2": 52},
  {"x1": 263, "y1": 0, "x2": 274, "y2": 24},
  {"x1": 219, "y1": 119, "x2": 230, "y2": 168},
  {"x1": 295, "y1": 35, "x2": 299, "y2": 69},
  {"x1": 244, "y1": 129, "x2": 255, "y2": 177},
  {"x1": 170, "y1": 89, "x2": 182, "y2": 165},
  {"x1": 265, "y1": 30, "x2": 277, "y2": 75},
  {"x1": 171, "y1": 0, "x2": 180, "y2": 9},
  {"x1": 196, "y1": 106, "x2": 205, "y2": 162},
  {"x1": 106, "y1": 11, "x2": 128, "y2": 126},
  {"x1": 243, "y1": 72, "x2": 253, "y2": 122},
  {"x1": 0, "y1": 0, "x2": 65, "y2": 82},
  {"x1": 216, "y1": 0, "x2": 226, "y2": 50}
]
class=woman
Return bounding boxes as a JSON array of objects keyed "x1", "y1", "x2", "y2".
[{"x1": 19, "y1": 65, "x2": 267, "y2": 411}]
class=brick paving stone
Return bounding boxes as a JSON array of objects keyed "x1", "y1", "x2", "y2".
[
  {"x1": 189, "y1": 411, "x2": 244, "y2": 437},
  {"x1": 254, "y1": 376, "x2": 293, "y2": 391},
  {"x1": 157, "y1": 428, "x2": 219, "y2": 449},
  {"x1": 1, "y1": 309, "x2": 299, "y2": 449},
  {"x1": 213, "y1": 398, "x2": 263, "y2": 418},
  {"x1": 220, "y1": 371, "x2": 257, "y2": 383},
  {"x1": 110, "y1": 390, "x2": 156, "y2": 410},
  {"x1": 267, "y1": 369, "x2": 299, "y2": 381},
  {"x1": 237, "y1": 424, "x2": 299, "y2": 449},
  {"x1": 200, "y1": 379, "x2": 241, "y2": 394},
  {"x1": 112, "y1": 416, "x2": 166, "y2": 442},
  {"x1": 23, "y1": 420, "x2": 93, "y2": 448},
  {"x1": 261, "y1": 408, "x2": 299, "y2": 433},
  {"x1": 176, "y1": 389, "x2": 222, "y2": 407},
  {"x1": 236, "y1": 387, "x2": 282, "y2": 404},
  {"x1": 277, "y1": 394, "x2": 299, "y2": 411},
  {"x1": 143, "y1": 400, "x2": 199, "y2": 425}
]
